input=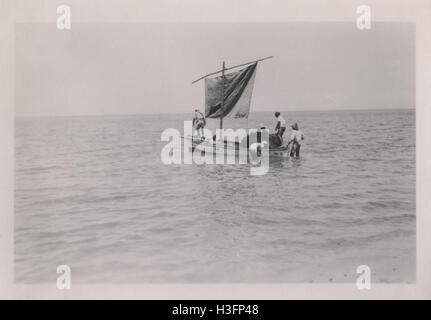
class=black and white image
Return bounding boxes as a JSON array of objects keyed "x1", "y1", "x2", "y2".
[{"x1": 13, "y1": 20, "x2": 415, "y2": 285}]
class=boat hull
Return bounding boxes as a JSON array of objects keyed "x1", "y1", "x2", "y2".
[{"x1": 186, "y1": 137, "x2": 290, "y2": 159}]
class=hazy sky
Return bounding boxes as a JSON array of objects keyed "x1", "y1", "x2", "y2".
[{"x1": 15, "y1": 22, "x2": 414, "y2": 116}]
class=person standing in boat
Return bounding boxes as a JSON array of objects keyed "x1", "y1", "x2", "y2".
[
  {"x1": 274, "y1": 112, "x2": 287, "y2": 143},
  {"x1": 287, "y1": 122, "x2": 304, "y2": 157},
  {"x1": 192, "y1": 109, "x2": 206, "y2": 139}
]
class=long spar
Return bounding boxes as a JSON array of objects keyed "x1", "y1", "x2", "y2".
[{"x1": 191, "y1": 56, "x2": 273, "y2": 84}]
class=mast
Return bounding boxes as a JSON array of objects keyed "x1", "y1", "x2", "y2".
[{"x1": 220, "y1": 61, "x2": 225, "y2": 129}]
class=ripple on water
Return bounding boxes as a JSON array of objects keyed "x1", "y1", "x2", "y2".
[{"x1": 14, "y1": 110, "x2": 416, "y2": 283}]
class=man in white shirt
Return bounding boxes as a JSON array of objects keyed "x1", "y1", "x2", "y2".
[
  {"x1": 274, "y1": 112, "x2": 287, "y2": 144},
  {"x1": 287, "y1": 122, "x2": 304, "y2": 157}
]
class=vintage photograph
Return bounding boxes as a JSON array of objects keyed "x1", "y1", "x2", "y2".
[{"x1": 14, "y1": 21, "x2": 415, "y2": 285}]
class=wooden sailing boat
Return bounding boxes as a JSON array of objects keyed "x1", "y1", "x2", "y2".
[{"x1": 189, "y1": 57, "x2": 290, "y2": 158}]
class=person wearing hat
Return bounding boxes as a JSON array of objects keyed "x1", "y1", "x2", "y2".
[
  {"x1": 274, "y1": 112, "x2": 286, "y2": 143},
  {"x1": 192, "y1": 109, "x2": 206, "y2": 139},
  {"x1": 287, "y1": 122, "x2": 304, "y2": 157}
]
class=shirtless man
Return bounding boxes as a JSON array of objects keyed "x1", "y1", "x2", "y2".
[{"x1": 192, "y1": 109, "x2": 206, "y2": 139}]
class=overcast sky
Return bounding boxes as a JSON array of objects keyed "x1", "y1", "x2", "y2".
[{"x1": 15, "y1": 22, "x2": 414, "y2": 116}]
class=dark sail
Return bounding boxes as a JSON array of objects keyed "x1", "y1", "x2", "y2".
[{"x1": 204, "y1": 63, "x2": 257, "y2": 119}]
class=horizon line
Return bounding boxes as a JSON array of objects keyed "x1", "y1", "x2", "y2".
[{"x1": 15, "y1": 106, "x2": 415, "y2": 118}]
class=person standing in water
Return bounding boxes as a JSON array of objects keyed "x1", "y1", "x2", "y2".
[
  {"x1": 287, "y1": 122, "x2": 304, "y2": 157},
  {"x1": 192, "y1": 109, "x2": 206, "y2": 139},
  {"x1": 274, "y1": 112, "x2": 287, "y2": 143}
]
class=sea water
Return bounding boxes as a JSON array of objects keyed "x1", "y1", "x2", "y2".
[{"x1": 14, "y1": 109, "x2": 415, "y2": 283}]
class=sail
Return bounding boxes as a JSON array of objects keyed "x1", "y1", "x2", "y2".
[{"x1": 205, "y1": 63, "x2": 257, "y2": 119}]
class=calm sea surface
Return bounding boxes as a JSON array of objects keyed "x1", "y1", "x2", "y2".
[{"x1": 15, "y1": 109, "x2": 415, "y2": 283}]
